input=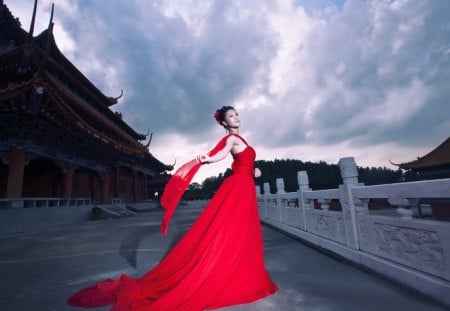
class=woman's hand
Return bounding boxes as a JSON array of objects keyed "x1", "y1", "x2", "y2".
[
  {"x1": 196, "y1": 153, "x2": 210, "y2": 163},
  {"x1": 254, "y1": 167, "x2": 262, "y2": 178}
]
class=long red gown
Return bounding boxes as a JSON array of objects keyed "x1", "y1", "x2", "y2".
[{"x1": 68, "y1": 134, "x2": 278, "y2": 310}]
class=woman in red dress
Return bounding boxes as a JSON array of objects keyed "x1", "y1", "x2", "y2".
[{"x1": 68, "y1": 106, "x2": 278, "y2": 310}]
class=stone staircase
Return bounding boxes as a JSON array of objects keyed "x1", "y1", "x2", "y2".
[
  {"x1": 126, "y1": 201, "x2": 161, "y2": 212},
  {"x1": 92, "y1": 203, "x2": 135, "y2": 220},
  {"x1": 92, "y1": 201, "x2": 161, "y2": 220}
]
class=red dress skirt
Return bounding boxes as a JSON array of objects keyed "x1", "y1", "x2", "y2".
[{"x1": 68, "y1": 142, "x2": 278, "y2": 310}]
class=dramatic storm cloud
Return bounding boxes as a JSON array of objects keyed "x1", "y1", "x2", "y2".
[{"x1": 7, "y1": 0, "x2": 450, "y2": 182}]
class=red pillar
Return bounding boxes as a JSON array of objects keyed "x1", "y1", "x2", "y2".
[
  {"x1": 6, "y1": 149, "x2": 26, "y2": 198},
  {"x1": 133, "y1": 170, "x2": 137, "y2": 203},
  {"x1": 64, "y1": 163, "x2": 74, "y2": 198},
  {"x1": 114, "y1": 166, "x2": 119, "y2": 199},
  {"x1": 101, "y1": 172, "x2": 111, "y2": 203},
  {"x1": 144, "y1": 174, "x2": 148, "y2": 201}
]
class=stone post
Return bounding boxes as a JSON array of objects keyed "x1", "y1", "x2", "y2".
[
  {"x1": 338, "y1": 157, "x2": 362, "y2": 250},
  {"x1": 255, "y1": 185, "x2": 266, "y2": 219},
  {"x1": 263, "y1": 182, "x2": 270, "y2": 195},
  {"x1": 339, "y1": 157, "x2": 359, "y2": 185},
  {"x1": 275, "y1": 178, "x2": 285, "y2": 223},
  {"x1": 297, "y1": 171, "x2": 311, "y2": 231},
  {"x1": 297, "y1": 171, "x2": 310, "y2": 191},
  {"x1": 276, "y1": 178, "x2": 285, "y2": 194}
]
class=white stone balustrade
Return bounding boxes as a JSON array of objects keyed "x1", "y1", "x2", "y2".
[
  {"x1": 0, "y1": 197, "x2": 92, "y2": 208},
  {"x1": 257, "y1": 157, "x2": 450, "y2": 307}
]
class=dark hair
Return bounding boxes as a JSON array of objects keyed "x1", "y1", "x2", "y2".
[{"x1": 214, "y1": 106, "x2": 235, "y2": 127}]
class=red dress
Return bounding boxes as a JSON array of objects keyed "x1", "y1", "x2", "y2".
[{"x1": 68, "y1": 134, "x2": 278, "y2": 310}]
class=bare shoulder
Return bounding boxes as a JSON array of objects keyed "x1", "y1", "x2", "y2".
[
  {"x1": 226, "y1": 134, "x2": 239, "y2": 144},
  {"x1": 226, "y1": 134, "x2": 246, "y2": 147}
]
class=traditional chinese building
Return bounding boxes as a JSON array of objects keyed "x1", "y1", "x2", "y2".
[
  {"x1": 396, "y1": 136, "x2": 450, "y2": 179},
  {"x1": 0, "y1": 1, "x2": 172, "y2": 204}
]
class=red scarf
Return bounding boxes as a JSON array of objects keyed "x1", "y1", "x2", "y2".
[{"x1": 160, "y1": 134, "x2": 233, "y2": 236}]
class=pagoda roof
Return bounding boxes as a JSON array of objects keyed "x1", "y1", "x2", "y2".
[
  {"x1": 0, "y1": 2, "x2": 145, "y2": 141},
  {"x1": 396, "y1": 136, "x2": 450, "y2": 171},
  {"x1": 0, "y1": 1, "x2": 172, "y2": 173}
]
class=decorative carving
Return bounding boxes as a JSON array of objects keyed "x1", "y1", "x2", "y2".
[
  {"x1": 338, "y1": 218, "x2": 345, "y2": 240},
  {"x1": 312, "y1": 214, "x2": 336, "y2": 239},
  {"x1": 283, "y1": 209, "x2": 299, "y2": 227},
  {"x1": 267, "y1": 198, "x2": 277, "y2": 207},
  {"x1": 358, "y1": 218, "x2": 370, "y2": 248},
  {"x1": 373, "y1": 224, "x2": 445, "y2": 272}
]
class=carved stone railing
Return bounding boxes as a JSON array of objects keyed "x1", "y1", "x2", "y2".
[
  {"x1": 0, "y1": 197, "x2": 92, "y2": 209},
  {"x1": 0, "y1": 197, "x2": 93, "y2": 235},
  {"x1": 257, "y1": 157, "x2": 450, "y2": 306}
]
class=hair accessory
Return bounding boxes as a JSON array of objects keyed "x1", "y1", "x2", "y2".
[{"x1": 213, "y1": 111, "x2": 221, "y2": 124}]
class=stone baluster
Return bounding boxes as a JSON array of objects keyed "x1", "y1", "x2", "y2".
[
  {"x1": 387, "y1": 196, "x2": 418, "y2": 220},
  {"x1": 318, "y1": 198, "x2": 331, "y2": 210},
  {"x1": 353, "y1": 198, "x2": 369, "y2": 214},
  {"x1": 255, "y1": 185, "x2": 261, "y2": 196}
]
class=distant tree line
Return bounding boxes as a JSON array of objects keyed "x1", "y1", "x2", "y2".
[{"x1": 182, "y1": 159, "x2": 422, "y2": 200}]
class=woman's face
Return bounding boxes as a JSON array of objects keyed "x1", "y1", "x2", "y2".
[{"x1": 223, "y1": 109, "x2": 240, "y2": 128}]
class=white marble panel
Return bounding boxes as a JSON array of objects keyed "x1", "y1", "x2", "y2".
[
  {"x1": 306, "y1": 209, "x2": 345, "y2": 244},
  {"x1": 357, "y1": 214, "x2": 450, "y2": 282}
]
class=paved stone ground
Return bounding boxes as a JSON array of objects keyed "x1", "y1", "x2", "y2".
[{"x1": 0, "y1": 203, "x2": 448, "y2": 311}]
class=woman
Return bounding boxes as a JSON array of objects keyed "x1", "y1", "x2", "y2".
[{"x1": 68, "y1": 106, "x2": 278, "y2": 310}]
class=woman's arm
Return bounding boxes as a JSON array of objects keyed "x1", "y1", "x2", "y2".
[{"x1": 197, "y1": 136, "x2": 236, "y2": 164}]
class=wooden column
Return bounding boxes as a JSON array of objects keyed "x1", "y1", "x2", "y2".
[
  {"x1": 6, "y1": 149, "x2": 26, "y2": 198},
  {"x1": 144, "y1": 174, "x2": 148, "y2": 201},
  {"x1": 63, "y1": 163, "x2": 74, "y2": 198},
  {"x1": 114, "y1": 166, "x2": 119, "y2": 199},
  {"x1": 133, "y1": 170, "x2": 137, "y2": 203},
  {"x1": 101, "y1": 172, "x2": 111, "y2": 203}
]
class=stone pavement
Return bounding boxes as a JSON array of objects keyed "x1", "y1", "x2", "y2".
[{"x1": 0, "y1": 203, "x2": 447, "y2": 311}]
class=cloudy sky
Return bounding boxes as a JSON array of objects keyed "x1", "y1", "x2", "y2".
[{"x1": 7, "y1": 0, "x2": 450, "y2": 183}]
